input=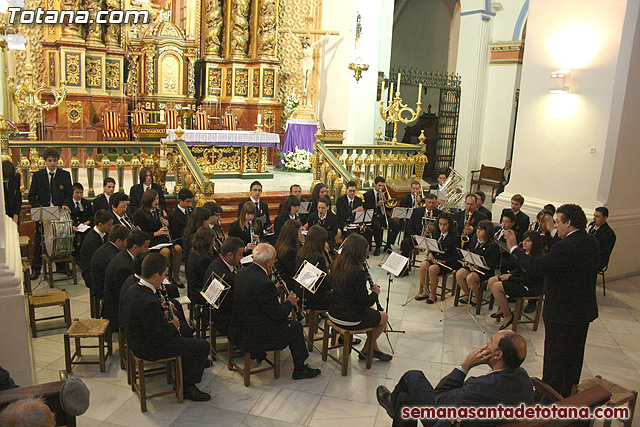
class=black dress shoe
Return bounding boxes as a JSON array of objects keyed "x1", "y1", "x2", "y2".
[
  {"x1": 426, "y1": 298, "x2": 435, "y2": 305},
  {"x1": 183, "y1": 384, "x2": 211, "y2": 401},
  {"x1": 524, "y1": 301, "x2": 537, "y2": 314},
  {"x1": 490, "y1": 311, "x2": 504, "y2": 319},
  {"x1": 376, "y1": 385, "x2": 395, "y2": 419},
  {"x1": 30, "y1": 270, "x2": 41, "y2": 280},
  {"x1": 373, "y1": 247, "x2": 381, "y2": 256},
  {"x1": 292, "y1": 364, "x2": 321, "y2": 380},
  {"x1": 499, "y1": 313, "x2": 514, "y2": 331},
  {"x1": 359, "y1": 350, "x2": 393, "y2": 362}
]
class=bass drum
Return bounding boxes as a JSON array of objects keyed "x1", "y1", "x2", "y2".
[{"x1": 43, "y1": 209, "x2": 74, "y2": 259}]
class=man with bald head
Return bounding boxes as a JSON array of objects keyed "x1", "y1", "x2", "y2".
[
  {"x1": 0, "y1": 397, "x2": 56, "y2": 427},
  {"x1": 377, "y1": 330, "x2": 534, "y2": 427}
]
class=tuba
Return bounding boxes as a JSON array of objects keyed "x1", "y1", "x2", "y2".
[{"x1": 439, "y1": 168, "x2": 465, "y2": 213}]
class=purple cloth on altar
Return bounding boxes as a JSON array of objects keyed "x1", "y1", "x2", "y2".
[{"x1": 282, "y1": 120, "x2": 318, "y2": 154}]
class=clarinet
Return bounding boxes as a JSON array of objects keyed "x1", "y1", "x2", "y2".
[
  {"x1": 156, "y1": 207, "x2": 173, "y2": 244},
  {"x1": 272, "y1": 264, "x2": 301, "y2": 318},
  {"x1": 363, "y1": 261, "x2": 383, "y2": 311},
  {"x1": 158, "y1": 284, "x2": 180, "y2": 334}
]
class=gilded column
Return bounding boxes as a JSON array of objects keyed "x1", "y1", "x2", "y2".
[
  {"x1": 203, "y1": 0, "x2": 223, "y2": 56},
  {"x1": 61, "y1": 0, "x2": 84, "y2": 40},
  {"x1": 86, "y1": 0, "x2": 104, "y2": 44},
  {"x1": 105, "y1": 0, "x2": 121, "y2": 46},
  {"x1": 257, "y1": 0, "x2": 278, "y2": 59},
  {"x1": 230, "y1": 0, "x2": 250, "y2": 57}
]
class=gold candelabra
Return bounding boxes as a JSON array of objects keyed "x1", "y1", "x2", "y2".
[
  {"x1": 379, "y1": 73, "x2": 422, "y2": 143},
  {"x1": 8, "y1": 64, "x2": 67, "y2": 140}
]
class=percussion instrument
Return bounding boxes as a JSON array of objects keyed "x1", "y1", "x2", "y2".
[{"x1": 43, "y1": 210, "x2": 74, "y2": 259}]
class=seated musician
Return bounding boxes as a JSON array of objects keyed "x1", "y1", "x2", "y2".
[
  {"x1": 90, "y1": 224, "x2": 128, "y2": 310},
  {"x1": 133, "y1": 189, "x2": 183, "y2": 286},
  {"x1": 455, "y1": 220, "x2": 500, "y2": 306},
  {"x1": 77, "y1": 209, "x2": 113, "y2": 291},
  {"x1": 295, "y1": 225, "x2": 333, "y2": 310},
  {"x1": 474, "y1": 190, "x2": 492, "y2": 221},
  {"x1": 68, "y1": 183, "x2": 94, "y2": 251},
  {"x1": 489, "y1": 231, "x2": 544, "y2": 330},
  {"x1": 416, "y1": 213, "x2": 459, "y2": 303},
  {"x1": 400, "y1": 193, "x2": 441, "y2": 260},
  {"x1": 400, "y1": 181, "x2": 423, "y2": 208},
  {"x1": 429, "y1": 172, "x2": 447, "y2": 191},
  {"x1": 202, "y1": 201, "x2": 223, "y2": 229},
  {"x1": 364, "y1": 176, "x2": 401, "y2": 256},
  {"x1": 328, "y1": 234, "x2": 392, "y2": 362},
  {"x1": 186, "y1": 226, "x2": 217, "y2": 319},
  {"x1": 305, "y1": 195, "x2": 340, "y2": 250},
  {"x1": 203, "y1": 237, "x2": 245, "y2": 335},
  {"x1": 168, "y1": 188, "x2": 194, "y2": 244},
  {"x1": 121, "y1": 253, "x2": 211, "y2": 401},
  {"x1": 494, "y1": 210, "x2": 520, "y2": 274},
  {"x1": 0, "y1": 397, "x2": 56, "y2": 427},
  {"x1": 309, "y1": 182, "x2": 330, "y2": 213},
  {"x1": 2, "y1": 159, "x2": 21, "y2": 224},
  {"x1": 274, "y1": 195, "x2": 301, "y2": 239},
  {"x1": 229, "y1": 201, "x2": 261, "y2": 253},
  {"x1": 109, "y1": 192, "x2": 135, "y2": 230},
  {"x1": 274, "y1": 219, "x2": 303, "y2": 299},
  {"x1": 539, "y1": 212, "x2": 560, "y2": 253},
  {"x1": 237, "y1": 181, "x2": 274, "y2": 235},
  {"x1": 336, "y1": 180, "x2": 373, "y2": 246},
  {"x1": 454, "y1": 194, "x2": 487, "y2": 242},
  {"x1": 500, "y1": 194, "x2": 530, "y2": 236},
  {"x1": 92, "y1": 177, "x2": 116, "y2": 212},
  {"x1": 129, "y1": 167, "x2": 166, "y2": 214},
  {"x1": 182, "y1": 206, "x2": 213, "y2": 260},
  {"x1": 232, "y1": 243, "x2": 321, "y2": 380}
]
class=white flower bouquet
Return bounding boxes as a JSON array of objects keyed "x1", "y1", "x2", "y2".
[{"x1": 277, "y1": 147, "x2": 312, "y2": 173}]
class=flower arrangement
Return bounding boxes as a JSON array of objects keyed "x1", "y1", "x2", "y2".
[
  {"x1": 283, "y1": 94, "x2": 300, "y2": 111},
  {"x1": 276, "y1": 147, "x2": 313, "y2": 173}
]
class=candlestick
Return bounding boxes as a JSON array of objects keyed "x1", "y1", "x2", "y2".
[
  {"x1": 389, "y1": 82, "x2": 394, "y2": 99},
  {"x1": 418, "y1": 83, "x2": 422, "y2": 104},
  {"x1": 397, "y1": 73, "x2": 401, "y2": 93},
  {"x1": 257, "y1": 113, "x2": 262, "y2": 125}
]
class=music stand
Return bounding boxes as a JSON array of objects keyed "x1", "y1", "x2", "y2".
[
  {"x1": 378, "y1": 253, "x2": 409, "y2": 352},
  {"x1": 353, "y1": 209, "x2": 373, "y2": 225},
  {"x1": 298, "y1": 201, "x2": 312, "y2": 215},
  {"x1": 31, "y1": 206, "x2": 62, "y2": 222},
  {"x1": 202, "y1": 270, "x2": 232, "y2": 387}
]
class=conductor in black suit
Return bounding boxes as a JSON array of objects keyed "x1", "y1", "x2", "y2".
[
  {"x1": 28, "y1": 147, "x2": 73, "y2": 279},
  {"x1": 231, "y1": 243, "x2": 321, "y2": 380},
  {"x1": 121, "y1": 253, "x2": 211, "y2": 401},
  {"x1": 400, "y1": 193, "x2": 442, "y2": 259},
  {"x1": 305, "y1": 196, "x2": 340, "y2": 249},
  {"x1": 92, "y1": 177, "x2": 116, "y2": 213},
  {"x1": 454, "y1": 194, "x2": 487, "y2": 241},
  {"x1": 168, "y1": 188, "x2": 194, "y2": 243},
  {"x1": 500, "y1": 194, "x2": 530, "y2": 237},
  {"x1": 377, "y1": 330, "x2": 534, "y2": 427},
  {"x1": 506, "y1": 204, "x2": 599, "y2": 397},
  {"x1": 90, "y1": 225, "x2": 128, "y2": 317},
  {"x1": 364, "y1": 176, "x2": 401, "y2": 255},
  {"x1": 3, "y1": 160, "x2": 22, "y2": 224},
  {"x1": 77, "y1": 209, "x2": 113, "y2": 290},
  {"x1": 588, "y1": 207, "x2": 617, "y2": 271},
  {"x1": 129, "y1": 167, "x2": 166, "y2": 214},
  {"x1": 203, "y1": 237, "x2": 245, "y2": 335}
]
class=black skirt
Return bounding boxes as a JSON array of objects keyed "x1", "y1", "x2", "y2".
[
  {"x1": 330, "y1": 308, "x2": 381, "y2": 330},
  {"x1": 502, "y1": 280, "x2": 540, "y2": 298}
]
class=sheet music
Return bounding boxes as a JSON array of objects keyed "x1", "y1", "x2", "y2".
[
  {"x1": 201, "y1": 278, "x2": 225, "y2": 306},
  {"x1": 175, "y1": 296, "x2": 191, "y2": 306},
  {"x1": 381, "y1": 252, "x2": 409, "y2": 277},
  {"x1": 240, "y1": 254, "x2": 253, "y2": 264},
  {"x1": 30, "y1": 206, "x2": 62, "y2": 222},
  {"x1": 294, "y1": 261, "x2": 325, "y2": 294},
  {"x1": 413, "y1": 235, "x2": 428, "y2": 250},
  {"x1": 298, "y1": 201, "x2": 311, "y2": 214},
  {"x1": 392, "y1": 207, "x2": 413, "y2": 219},
  {"x1": 425, "y1": 237, "x2": 444, "y2": 253},
  {"x1": 76, "y1": 223, "x2": 91, "y2": 233},
  {"x1": 353, "y1": 209, "x2": 374, "y2": 224},
  {"x1": 150, "y1": 243, "x2": 173, "y2": 250},
  {"x1": 470, "y1": 253, "x2": 488, "y2": 270}
]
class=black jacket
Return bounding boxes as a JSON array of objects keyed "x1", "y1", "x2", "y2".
[
  {"x1": 103, "y1": 250, "x2": 135, "y2": 330},
  {"x1": 477, "y1": 205, "x2": 492, "y2": 222},
  {"x1": 169, "y1": 206, "x2": 192, "y2": 242},
  {"x1": 203, "y1": 257, "x2": 236, "y2": 334},
  {"x1": 507, "y1": 252, "x2": 544, "y2": 296},
  {"x1": 295, "y1": 253, "x2": 331, "y2": 310},
  {"x1": 111, "y1": 211, "x2": 135, "y2": 231},
  {"x1": 4, "y1": 174, "x2": 21, "y2": 220},
  {"x1": 454, "y1": 210, "x2": 487, "y2": 236},
  {"x1": 465, "y1": 237, "x2": 500, "y2": 272},
  {"x1": 237, "y1": 198, "x2": 271, "y2": 226},
  {"x1": 92, "y1": 193, "x2": 110, "y2": 213},
  {"x1": 328, "y1": 268, "x2": 379, "y2": 323},
  {"x1": 512, "y1": 229, "x2": 599, "y2": 324},
  {"x1": 118, "y1": 274, "x2": 140, "y2": 329},
  {"x1": 501, "y1": 208, "x2": 530, "y2": 237},
  {"x1": 588, "y1": 222, "x2": 616, "y2": 270},
  {"x1": 90, "y1": 242, "x2": 120, "y2": 297},
  {"x1": 67, "y1": 198, "x2": 94, "y2": 228},
  {"x1": 363, "y1": 189, "x2": 386, "y2": 219},
  {"x1": 432, "y1": 230, "x2": 460, "y2": 268},
  {"x1": 406, "y1": 207, "x2": 442, "y2": 236},
  {"x1": 228, "y1": 219, "x2": 261, "y2": 246},
  {"x1": 133, "y1": 208, "x2": 170, "y2": 247},
  {"x1": 336, "y1": 194, "x2": 363, "y2": 227},
  {"x1": 129, "y1": 182, "x2": 166, "y2": 214},
  {"x1": 305, "y1": 210, "x2": 339, "y2": 247},
  {"x1": 28, "y1": 168, "x2": 73, "y2": 208},
  {"x1": 399, "y1": 193, "x2": 417, "y2": 208},
  {"x1": 186, "y1": 252, "x2": 215, "y2": 305},
  {"x1": 77, "y1": 228, "x2": 106, "y2": 273},
  {"x1": 274, "y1": 247, "x2": 298, "y2": 293},
  {"x1": 273, "y1": 213, "x2": 295, "y2": 240},
  {"x1": 231, "y1": 263, "x2": 294, "y2": 352}
]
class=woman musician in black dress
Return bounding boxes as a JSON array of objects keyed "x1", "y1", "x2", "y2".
[
  {"x1": 455, "y1": 220, "x2": 500, "y2": 306},
  {"x1": 133, "y1": 189, "x2": 183, "y2": 285},
  {"x1": 274, "y1": 219, "x2": 303, "y2": 299},
  {"x1": 228, "y1": 201, "x2": 262, "y2": 253},
  {"x1": 416, "y1": 213, "x2": 459, "y2": 304},
  {"x1": 185, "y1": 226, "x2": 217, "y2": 314},
  {"x1": 295, "y1": 225, "x2": 332, "y2": 310},
  {"x1": 328, "y1": 234, "x2": 392, "y2": 362},
  {"x1": 488, "y1": 231, "x2": 544, "y2": 330},
  {"x1": 274, "y1": 196, "x2": 301, "y2": 240},
  {"x1": 182, "y1": 207, "x2": 212, "y2": 262}
]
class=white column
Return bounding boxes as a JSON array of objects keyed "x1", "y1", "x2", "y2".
[{"x1": 453, "y1": 0, "x2": 494, "y2": 183}]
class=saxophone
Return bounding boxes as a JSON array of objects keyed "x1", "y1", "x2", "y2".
[{"x1": 460, "y1": 211, "x2": 471, "y2": 248}]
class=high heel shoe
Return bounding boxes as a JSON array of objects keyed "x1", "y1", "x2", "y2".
[
  {"x1": 499, "y1": 313, "x2": 514, "y2": 330},
  {"x1": 490, "y1": 311, "x2": 504, "y2": 319}
]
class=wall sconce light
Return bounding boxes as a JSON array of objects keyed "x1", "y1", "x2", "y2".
[
  {"x1": 549, "y1": 69, "x2": 571, "y2": 94},
  {"x1": 348, "y1": 60, "x2": 369, "y2": 83}
]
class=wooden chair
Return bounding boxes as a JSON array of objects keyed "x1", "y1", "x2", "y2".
[
  {"x1": 599, "y1": 264, "x2": 608, "y2": 296},
  {"x1": 470, "y1": 164, "x2": 503, "y2": 200},
  {"x1": 227, "y1": 338, "x2": 280, "y2": 387},
  {"x1": 453, "y1": 279, "x2": 494, "y2": 315},
  {"x1": 188, "y1": 303, "x2": 209, "y2": 339},
  {"x1": 305, "y1": 309, "x2": 328, "y2": 352},
  {"x1": 164, "y1": 101, "x2": 179, "y2": 130},
  {"x1": 223, "y1": 111, "x2": 238, "y2": 130},
  {"x1": 193, "y1": 105, "x2": 209, "y2": 130},
  {"x1": 321, "y1": 319, "x2": 374, "y2": 376},
  {"x1": 103, "y1": 105, "x2": 127, "y2": 141},
  {"x1": 437, "y1": 269, "x2": 457, "y2": 301},
  {"x1": 512, "y1": 295, "x2": 544, "y2": 332},
  {"x1": 42, "y1": 253, "x2": 77, "y2": 288},
  {"x1": 64, "y1": 318, "x2": 112, "y2": 373},
  {"x1": 575, "y1": 376, "x2": 637, "y2": 427},
  {"x1": 27, "y1": 290, "x2": 72, "y2": 338},
  {"x1": 129, "y1": 351, "x2": 183, "y2": 412},
  {"x1": 132, "y1": 103, "x2": 149, "y2": 137}
]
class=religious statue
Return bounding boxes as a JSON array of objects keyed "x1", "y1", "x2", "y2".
[
  {"x1": 230, "y1": 0, "x2": 249, "y2": 56},
  {"x1": 290, "y1": 31, "x2": 330, "y2": 106},
  {"x1": 203, "y1": 0, "x2": 223, "y2": 56},
  {"x1": 61, "y1": 0, "x2": 83, "y2": 39},
  {"x1": 86, "y1": 0, "x2": 104, "y2": 43},
  {"x1": 105, "y1": 0, "x2": 121, "y2": 45},
  {"x1": 258, "y1": 0, "x2": 277, "y2": 57}
]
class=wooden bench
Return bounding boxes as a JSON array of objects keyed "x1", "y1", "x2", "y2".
[
  {"x1": 470, "y1": 164, "x2": 503, "y2": 200},
  {"x1": 512, "y1": 296, "x2": 544, "y2": 332}
]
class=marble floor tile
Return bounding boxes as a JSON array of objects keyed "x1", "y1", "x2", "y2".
[
  {"x1": 392, "y1": 338, "x2": 443, "y2": 363},
  {"x1": 324, "y1": 372, "x2": 388, "y2": 405},
  {"x1": 170, "y1": 404, "x2": 246, "y2": 427},
  {"x1": 249, "y1": 387, "x2": 321, "y2": 425},
  {"x1": 201, "y1": 375, "x2": 266, "y2": 414},
  {"x1": 240, "y1": 415, "x2": 304, "y2": 427},
  {"x1": 81, "y1": 379, "x2": 138, "y2": 422},
  {"x1": 104, "y1": 392, "x2": 189, "y2": 427},
  {"x1": 309, "y1": 395, "x2": 379, "y2": 427},
  {"x1": 399, "y1": 319, "x2": 443, "y2": 343}
]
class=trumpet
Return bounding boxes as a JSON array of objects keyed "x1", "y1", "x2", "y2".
[
  {"x1": 382, "y1": 183, "x2": 398, "y2": 209},
  {"x1": 460, "y1": 211, "x2": 471, "y2": 247}
]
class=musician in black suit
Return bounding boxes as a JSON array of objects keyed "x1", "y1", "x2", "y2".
[
  {"x1": 103, "y1": 229, "x2": 150, "y2": 331},
  {"x1": 274, "y1": 219, "x2": 302, "y2": 301},
  {"x1": 273, "y1": 195, "x2": 300, "y2": 240},
  {"x1": 121, "y1": 253, "x2": 211, "y2": 401},
  {"x1": 494, "y1": 210, "x2": 520, "y2": 274},
  {"x1": 231, "y1": 243, "x2": 321, "y2": 380},
  {"x1": 493, "y1": 159, "x2": 511, "y2": 202},
  {"x1": 417, "y1": 213, "x2": 459, "y2": 303},
  {"x1": 92, "y1": 177, "x2": 116, "y2": 213},
  {"x1": 185, "y1": 226, "x2": 216, "y2": 317},
  {"x1": 400, "y1": 181, "x2": 423, "y2": 208},
  {"x1": 295, "y1": 226, "x2": 332, "y2": 310},
  {"x1": 305, "y1": 196, "x2": 340, "y2": 249},
  {"x1": 28, "y1": 147, "x2": 73, "y2": 279},
  {"x1": 109, "y1": 192, "x2": 135, "y2": 230},
  {"x1": 505, "y1": 204, "x2": 599, "y2": 397},
  {"x1": 500, "y1": 194, "x2": 529, "y2": 236},
  {"x1": 168, "y1": 188, "x2": 193, "y2": 243},
  {"x1": 77, "y1": 210, "x2": 113, "y2": 289},
  {"x1": 90, "y1": 225, "x2": 128, "y2": 316},
  {"x1": 474, "y1": 190, "x2": 492, "y2": 221},
  {"x1": 129, "y1": 167, "x2": 166, "y2": 214},
  {"x1": 428, "y1": 172, "x2": 447, "y2": 191},
  {"x1": 237, "y1": 181, "x2": 273, "y2": 233},
  {"x1": 400, "y1": 193, "x2": 442, "y2": 259},
  {"x1": 589, "y1": 207, "x2": 617, "y2": 271},
  {"x1": 67, "y1": 183, "x2": 94, "y2": 255},
  {"x1": 336, "y1": 181, "x2": 373, "y2": 247},
  {"x1": 203, "y1": 237, "x2": 244, "y2": 335},
  {"x1": 2, "y1": 160, "x2": 21, "y2": 223},
  {"x1": 364, "y1": 176, "x2": 401, "y2": 255},
  {"x1": 279, "y1": 184, "x2": 307, "y2": 223},
  {"x1": 377, "y1": 330, "x2": 534, "y2": 427},
  {"x1": 455, "y1": 220, "x2": 500, "y2": 306},
  {"x1": 228, "y1": 201, "x2": 262, "y2": 253},
  {"x1": 454, "y1": 194, "x2": 488, "y2": 242}
]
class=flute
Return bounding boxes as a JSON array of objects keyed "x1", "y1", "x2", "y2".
[{"x1": 363, "y1": 261, "x2": 383, "y2": 311}]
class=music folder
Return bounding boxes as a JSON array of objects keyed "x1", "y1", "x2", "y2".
[
  {"x1": 425, "y1": 237, "x2": 444, "y2": 253},
  {"x1": 412, "y1": 235, "x2": 428, "y2": 250},
  {"x1": 298, "y1": 201, "x2": 312, "y2": 215},
  {"x1": 456, "y1": 248, "x2": 488, "y2": 270},
  {"x1": 392, "y1": 207, "x2": 413, "y2": 219},
  {"x1": 294, "y1": 260, "x2": 326, "y2": 294}
]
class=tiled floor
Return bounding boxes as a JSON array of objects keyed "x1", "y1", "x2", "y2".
[{"x1": 28, "y1": 256, "x2": 640, "y2": 427}]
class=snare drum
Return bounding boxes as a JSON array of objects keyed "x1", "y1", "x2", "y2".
[{"x1": 43, "y1": 210, "x2": 74, "y2": 259}]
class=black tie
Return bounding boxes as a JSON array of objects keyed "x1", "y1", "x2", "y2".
[
  {"x1": 185, "y1": 208, "x2": 189, "y2": 219},
  {"x1": 349, "y1": 200, "x2": 353, "y2": 211},
  {"x1": 438, "y1": 234, "x2": 444, "y2": 242},
  {"x1": 255, "y1": 202, "x2": 260, "y2": 213},
  {"x1": 319, "y1": 217, "x2": 325, "y2": 226},
  {"x1": 49, "y1": 172, "x2": 55, "y2": 204},
  {"x1": 75, "y1": 201, "x2": 82, "y2": 212}
]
